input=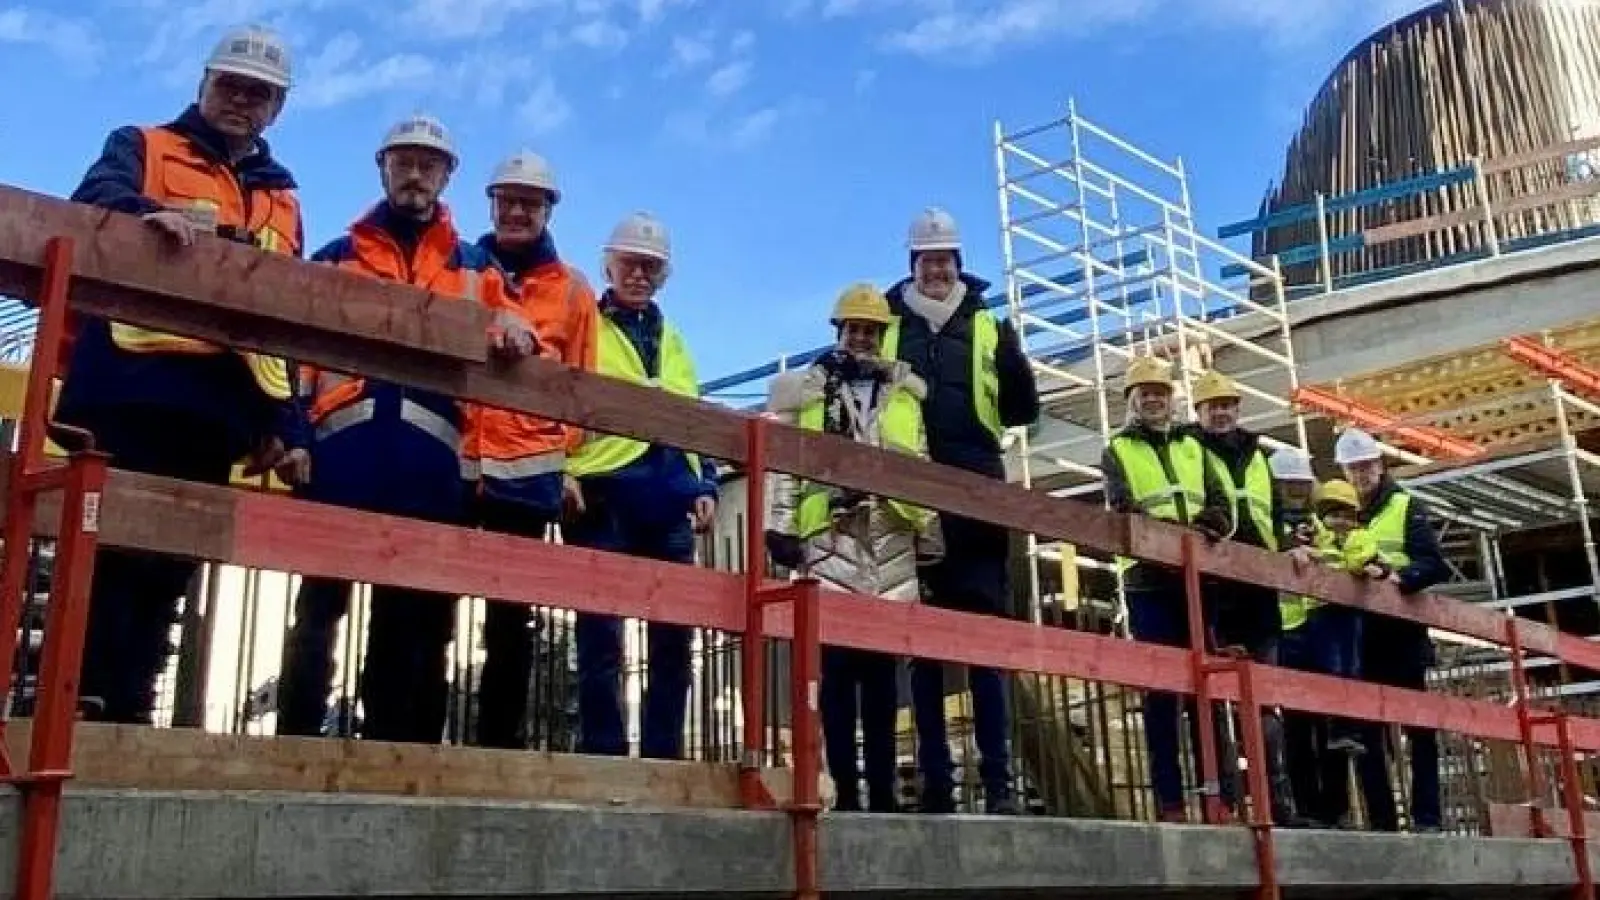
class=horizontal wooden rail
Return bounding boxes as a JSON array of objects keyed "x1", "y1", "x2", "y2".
[
  {"x1": 0, "y1": 187, "x2": 1596, "y2": 671},
  {"x1": 8, "y1": 462, "x2": 1600, "y2": 752}
]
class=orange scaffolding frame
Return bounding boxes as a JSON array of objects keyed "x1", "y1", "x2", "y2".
[{"x1": 0, "y1": 189, "x2": 1596, "y2": 900}]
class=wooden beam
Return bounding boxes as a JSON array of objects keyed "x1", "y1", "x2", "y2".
[
  {"x1": 3, "y1": 721, "x2": 793, "y2": 808},
  {"x1": 0, "y1": 186, "x2": 488, "y2": 364},
  {"x1": 2, "y1": 190, "x2": 1599, "y2": 695},
  {"x1": 13, "y1": 463, "x2": 1600, "y2": 748}
]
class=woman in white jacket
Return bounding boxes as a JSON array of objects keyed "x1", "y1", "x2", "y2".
[{"x1": 764, "y1": 283, "x2": 943, "y2": 813}]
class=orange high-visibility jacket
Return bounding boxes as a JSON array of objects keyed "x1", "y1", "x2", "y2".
[
  {"x1": 301, "y1": 203, "x2": 511, "y2": 457},
  {"x1": 461, "y1": 259, "x2": 597, "y2": 501},
  {"x1": 65, "y1": 125, "x2": 304, "y2": 398}
]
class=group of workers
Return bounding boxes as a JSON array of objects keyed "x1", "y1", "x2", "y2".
[
  {"x1": 1105, "y1": 359, "x2": 1448, "y2": 831},
  {"x1": 46, "y1": 23, "x2": 1447, "y2": 829},
  {"x1": 51, "y1": 24, "x2": 1040, "y2": 814}
]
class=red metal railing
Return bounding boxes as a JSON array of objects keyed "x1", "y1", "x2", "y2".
[{"x1": 0, "y1": 190, "x2": 1598, "y2": 900}]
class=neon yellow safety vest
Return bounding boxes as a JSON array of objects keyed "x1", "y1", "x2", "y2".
[
  {"x1": 1107, "y1": 433, "x2": 1207, "y2": 524},
  {"x1": 1281, "y1": 522, "x2": 1383, "y2": 631},
  {"x1": 566, "y1": 315, "x2": 703, "y2": 479},
  {"x1": 883, "y1": 309, "x2": 1002, "y2": 441},
  {"x1": 1205, "y1": 448, "x2": 1278, "y2": 552},
  {"x1": 794, "y1": 378, "x2": 930, "y2": 538},
  {"x1": 1365, "y1": 491, "x2": 1413, "y2": 569}
]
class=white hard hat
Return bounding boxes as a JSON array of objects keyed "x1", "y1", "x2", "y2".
[
  {"x1": 604, "y1": 211, "x2": 671, "y2": 263},
  {"x1": 204, "y1": 25, "x2": 292, "y2": 90},
  {"x1": 379, "y1": 114, "x2": 457, "y2": 167},
  {"x1": 487, "y1": 150, "x2": 560, "y2": 203},
  {"x1": 1333, "y1": 428, "x2": 1383, "y2": 466},
  {"x1": 1268, "y1": 449, "x2": 1316, "y2": 482},
  {"x1": 908, "y1": 207, "x2": 962, "y2": 253}
]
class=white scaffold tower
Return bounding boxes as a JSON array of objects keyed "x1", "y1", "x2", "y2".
[{"x1": 991, "y1": 100, "x2": 1312, "y2": 630}]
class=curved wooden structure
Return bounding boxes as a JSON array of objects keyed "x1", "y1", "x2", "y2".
[{"x1": 1257, "y1": 0, "x2": 1600, "y2": 284}]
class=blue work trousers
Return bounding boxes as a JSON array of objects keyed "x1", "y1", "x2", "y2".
[
  {"x1": 822, "y1": 646, "x2": 900, "y2": 812},
  {"x1": 564, "y1": 486, "x2": 695, "y2": 759}
]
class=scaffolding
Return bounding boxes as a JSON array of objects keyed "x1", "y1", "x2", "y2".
[{"x1": 991, "y1": 100, "x2": 1312, "y2": 626}]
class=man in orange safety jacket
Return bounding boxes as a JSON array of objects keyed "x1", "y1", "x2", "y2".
[
  {"x1": 57, "y1": 26, "x2": 310, "y2": 724},
  {"x1": 274, "y1": 114, "x2": 535, "y2": 744},
  {"x1": 466, "y1": 150, "x2": 598, "y2": 749}
]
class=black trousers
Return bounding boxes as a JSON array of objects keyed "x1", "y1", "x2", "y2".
[
  {"x1": 472, "y1": 496, "x2": 554, "y2": 749},
  {"x1": 77, "y1": 409, "x2": 235, "y2": 724}
]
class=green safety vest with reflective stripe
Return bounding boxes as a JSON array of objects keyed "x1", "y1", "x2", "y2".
[
  {"x1": 882, "y1": 310, "x2": 1003, "y2": 441},
  {"x1": 1365, "y1": 491, "x2": 1413, "y2": 569},
  {"x1": 1108, "y1": 433, "x2": 1207, "y2": 524},
  {"x1": 566, "y1": 315, "x2": 703, "y2": 479},
  {"x1": 1205, "y1": 447, "x2": 1278, "y2": 553},
  {"x1": 794, "y1": 379, "x2": 929, "y2": 538}
]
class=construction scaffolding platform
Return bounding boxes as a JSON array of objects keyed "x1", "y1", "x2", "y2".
[{"x1": 8, "y1": 180, "x2": 1600, "y2": 899}]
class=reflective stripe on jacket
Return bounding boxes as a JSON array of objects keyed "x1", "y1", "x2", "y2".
[
  {"x1": 302, "y1": 203, "x2": 507, "y2": 458},
  {"x1": 565, "y1": 313, "x2": 702, "y2": 479},
  {"x1": 1107, "y1": 432, "x2": 1207, "y2": 524},
  {"x1": 109, "y1": 125, "x2": 301, "y2": 400},
  {"x1": 1204, "y1": 446, "x2": 1278, "y2": 552}
]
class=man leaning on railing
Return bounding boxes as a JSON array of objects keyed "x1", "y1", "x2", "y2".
[{"x1": 56, "y1": 26, "x2": 311, "y2": 725}]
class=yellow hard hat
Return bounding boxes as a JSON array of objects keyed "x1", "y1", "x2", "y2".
[
  {"x1": 1123, "y1": 356, "x2": 1173, "y2": 395},
  {"x1": 1192, "y1": 370, "x2": 1242, "y2": 406},
  {"x1": 1312, "y1": 479, "x2": 1360, "y2": 511},
  {"x1": 831, "y1": 283, "x2": 893, "y2": 327}
]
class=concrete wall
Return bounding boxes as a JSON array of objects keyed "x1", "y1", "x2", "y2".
[{"x1": 0, "y1": 788, "x2": 1589, "y2": 899}]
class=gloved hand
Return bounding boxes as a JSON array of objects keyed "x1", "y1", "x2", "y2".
[
  {"x1": 1192, "y1": 507, "x2": 1231, "y2": 544},
  {"x1": 765, "y1": 530, "x2": 805, "y2": 571}
]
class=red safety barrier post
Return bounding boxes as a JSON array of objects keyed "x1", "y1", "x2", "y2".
[
  {"x1": 1181, "y1": 533, "x2": 1227, "y2": 824},
  {"x1": 1508, "y1": 617, "x2": 1553, "y2": 838},
  {"x1": 788, "y1": 578, "x2": 822, "y2": 900},
  {"x1": 13, "y1": 450, "x2": 105, "y2": 900},
  {"x1": 1230, "y1": 660, "x2": 1280, "y2": 900},
  {"x1": 0, "y1": 236, "x2": 78, "y2": 777},
  {"x1": 740, "y1": 414, "x2": 776, "y2": 809}
]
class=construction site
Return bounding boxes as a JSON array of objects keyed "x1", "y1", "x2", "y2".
[{"x1": 5, "y1": 0, "x2": 1600, "y2": 897}]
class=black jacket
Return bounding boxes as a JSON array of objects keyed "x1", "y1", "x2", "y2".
[{"x1": 883, "y1": 273, "x2": 1039, "y2": 479}]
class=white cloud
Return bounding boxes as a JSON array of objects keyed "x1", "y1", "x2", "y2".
[
  {"x1": 823, "y1": 0, "x2": 1424, "y2": 60},
  {"x1": 517, "y1": 76, "x2": 572, "y2": 135},
  {"x1": 0, "y1": 7, "x2": 101, "y2": 70},
  {"x1": 296, "y1": 32, "x2": 436, "y2": 109},
  {"x1": 668, "y1": 31, "x2": 714, "y2": 69},
  {"x1": 402, "y1": 0, "x2": 562, "y2": 41},
  {"x1": 638, "y1": 0, "x2": 696, "y2": 23},
  {"x1": 729, "y1": 29, "x2": 754, "y2": 54},
  {"x1": 727, "y1": 107, "x2": 780, "y2": 149},
  {"x1": 571, "y1": 17, "x2": 629, "y2": 49},
  {"x1": 705, "y1": 59, "x2": 750, "y2": 98}
]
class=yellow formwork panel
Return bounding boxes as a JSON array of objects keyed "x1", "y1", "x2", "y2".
[
  {"x1": 1309, "y1": 317, "x2": 1600, "y2": 449},
  {"x1": 0, "y1": 360, "x2": 290, "y2": 492}
]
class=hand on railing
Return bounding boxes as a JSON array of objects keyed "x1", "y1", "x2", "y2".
[
  {"x1": 141, "y1": 210, "x2": 201, "y2": 248},
  {"x1": 242, "y1": 437, "x2": 310, "y2": 486},
  {"x1": 488, "y1": 309, "x2": 538, "y2": 360},
  {"x1": 1192, "y1": 507, "x2": 1230, "y2": 545}
]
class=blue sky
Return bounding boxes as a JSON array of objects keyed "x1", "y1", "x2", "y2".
[{"x1": 0, "y1": 0, "x2": 1419, "y2": 390}]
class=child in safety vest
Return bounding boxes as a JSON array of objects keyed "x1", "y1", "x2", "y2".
[
  {"x1": 1283, "y1": 479, "x2": 1377, "y2": 743},
  {"x1": 763, "y1": 283, "x2": 943, "y2": 813},
  {"x1": 1278, "y1": 478, "x2": 1381, "y2": 827}
]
